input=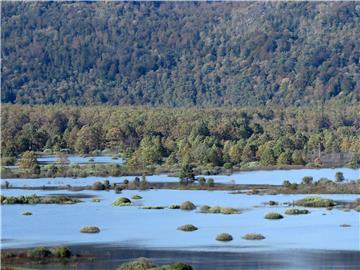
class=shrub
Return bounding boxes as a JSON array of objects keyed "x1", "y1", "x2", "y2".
[
  {"x1": 92, "y1": 198, "x2": 101, "y2": 203},
  {"x1": 167, "y1": 262, "x2": 193, "y2": 270},
  {"x1": 113, "y1": 197, "x2": 131, "y2": 206},
  {"x1": 177, "y1": 224, "x2": 198, "y2": 232},
  {"x1": 302, "y1": 176, "x2": 313, "y2": 185},
  {"x1": 285, "y1": 208, "x2": 310, "y2": 215},
  {"x1": 142, "y1": 206, "x2": 164, "y2": 210},
  {"x1": 198, "y1": 177, "x2": 206, "y2": 186},
  {"x1": 80, "y1": 226, "x2": 100, "y2": 233},
  {"x1": 335, "y1": 172, "x2": 345, "y2": 182},
  {"x1": 242, "y1": 233, "x2": 266, "y2": 240},
  {"x1": 209, "y1": 206, "x2": 222, "y2": 213},
  {"x1": 340, "y1": 224, "x2": 351, "y2": 227},
  {"x1": 200, "y1": 205, "x2": 238, "y2": 214},
  {"x1": 92, "y1": 181, "x2": 105, "y2": 190},
  {"x1": 132, "y1": 195, "x2": 142, "y2": 200},
  {"x1": 117, "y1": 257, "x2": 157, "y2": 270},
  {"x1": 216, "y1": 233, "x2": 233, "y2": 242},
  {"x1": 53, "y1": 246, "x2": 72, "y2": 258},
  {"x1": 180, "y1": 201, "x2": 196, "y2": 210},
  {"x1": 264, "y1": 212, "x2": 284, "y2": 219},
  {"x1": 22, "y1": 211, "x2": 32, "y2": 215},
  {"x1": 123, "y1": 179, "x2": 129, "y2": 185},
  {"x1": 268, "y1": 200, "x2": 278, "y2": 206},
  {"x1": 282, "y1": 180, "x2": 291, "y2": 187},
  {"x1": 356, "y1": 205, "x2": 360, "y2": 212},
  {"x1": 28, "y1": 247, "x2": 52, "y2": 259},
  {"x1": 207, "y1": 178, "x2": 215, "y2": 187},
  {"x1": 295, "y1": 196, "x2": 336, "y2": 207},
  {"x1": 115, "y1": 185, "x2": 123, "y2": 194},
  {"x1": 169, "y1": 204, "x2": 180, "y2": 209},
  {"x1": 223, "y1": 163, "x2": 233, "y2": 169}
]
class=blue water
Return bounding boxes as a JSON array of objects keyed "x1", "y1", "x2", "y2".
[
  {"x1": 37, "y1": 155, "x2": 124, "y2": 165},
  {"x1": 1, "y1": 189, "x2": 359, "y2": 251},
  {"x1": 1, "y1": 167, "x2": 358, "y2": 187}
]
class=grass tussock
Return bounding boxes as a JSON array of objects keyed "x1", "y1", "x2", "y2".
[
  {"x1": 177, "y1": 224, "x2": 198, "y2": 232},
  {"x1": 200, "y1": 205, "x2": 239, "y2": 214},
  {"x1": 216, "y1": 233, "x2": 233, "y2": 242},
  {"x1": 132, "y1": 195, "x2": 142, "y2": 200},
  {"x1": 284, "y1": 208, "x2": 310, "y2": 215},
  {"x1": 294, "y1": 196, "x2": 336, "y2": 207},
  {"x1": 180, "y1": 201, "x2": 196, "y2": 210},
  {"x1": 264, "y1": 212, "x2": 284, "y2": 220},
  {"x1": 242, "y1": 233, "x2": 266, "y2": 240},
  {"x1": 112, "y1": 197, "x2": 131, "y2": 206},
  {"x1": 80, "y1": 226, "x2": 100, "y2": 233}
]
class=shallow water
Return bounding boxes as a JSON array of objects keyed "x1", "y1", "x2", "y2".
[
  {"x1": 37, "y1": 155, "x2": 124, "y2": 165},
  {"x1": 2, "y1": 167, "x2": 359, "y2": 187},
  {"x1": 1, "y1": 189, "x2": 359, "y2": 251}
]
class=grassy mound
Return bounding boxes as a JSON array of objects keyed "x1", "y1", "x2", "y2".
[
  {"x1": 200, "y1": 205, "x2": 239, "y2": 214},
  {"x1": 242, "y1": 233, "x2": 265, "y2": 240},
  {"x1": 177, "y1": 224, "x2": 198, "y2": 232},
  {"x1": 216, "y1": 233, "x2": 233, "y2": 242},
  {"x1": 1, "y1": 194, "x2": 80, "y2": 204},
  {"x1": 116, "y1": 257, "x2": 193, "y2": 270},
  {"x1": 132, "y1": 195, "x2": 143, "y2": 200},
  {"x1": 22, "y1": 211, "x2": 32, "y2": 216},
  {"x1": 180, "y1": 201, "x2": 196, "y2": 210},
  {"x1": 264, "y1": 212, "x2": 284, "y2": 220},
  {"x1": 80, "y1": 226, "x2": 100, "y2": 233},
  {"x1": 294, "y1": 196, "x2": 336, "y2": 207},
  {"x1": 284, "y1": 208, "x2": 310, "y2": 215},
  {"x1": 112, "y1": 197, "x2": 132, "y2": 206}
]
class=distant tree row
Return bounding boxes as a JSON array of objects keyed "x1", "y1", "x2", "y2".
[{"x1": 2, "y1": 105, "x2": 359, "y2": 169}]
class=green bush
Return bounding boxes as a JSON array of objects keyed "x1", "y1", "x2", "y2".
[
  {"x1": 53, "y1": 246, "x2": 72, "y2": 258},
  {"x1": 28, "y1": 247, "x2": 52, "y2": 259},
  {"x1": 132, "y1": 195, "x2": 142, "y2": 200},
  {"x1": 180, "y1": 201, "x2": 196, "y2": 210},
  {"x1": 117, "y1": 257, "x2": 157, "y2": 270},
  {"x1": 22, "y1": 211, "x2": 32, "y2": 215},
  {"x1": 169, "y1": 204, "x2": 180, "y2": 209},
  {"x1": 284, "y1": 208, "x2": 310, "y2": 215},
  {"x1": 294, "y1": 196, "x2": 336, "y2": 207},
  {"x1": 242, "y1": 233, "x2": 265, "y2": 240},
  {"x1": 113, "y1": 197, "x2": 131, "y2": 206},
  {"x1": 80, "y1": 226, "x2": 100, "y2": 233},
  {"x1": 216, "y1": 233, "x2": 233, "y2": 242},
  {"x1": 264, "y1": 212, "x2": 284, "y2": 219},
  {"x1": 177, "y1": 224, "x2": 198, "y2": 232}
]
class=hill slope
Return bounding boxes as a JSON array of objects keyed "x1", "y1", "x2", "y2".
[{"x1": 1, "y1": 1, "x2": 360, "y2": 106}]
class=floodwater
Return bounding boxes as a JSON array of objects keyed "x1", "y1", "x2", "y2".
[
  {"x1": 2, "y1": 167, "x2": 359, "y2": 187},
  {"x1": 1, "y1": 189, "x2": 359, "y2": 252},
  {"x1": 37, "y1": 155, "x2": 124, "y2": 165}
]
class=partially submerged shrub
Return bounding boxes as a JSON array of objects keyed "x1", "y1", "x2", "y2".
[
  {"x1": 285, "y1": 208, "x2": 310, "y2": 215},
  {"x1": 132, "y1": 195, "x2": 142, "y2": 200},
  {"x1": 80, "y1": 226, "x2": 100, "y2": 233},
  {"x1": 177, "y1": 224, "x2": 198, "y2": 232},
  {"x1": 115, "y1": 185, "x2": 123, "y2": 194},
  {"x1": 113, "y1": 197, "x2": 131, "y2": 206},
  {"x1": 295, "y1": 196, "x2": 336, "y2": 207},
  {"x1": 199, "y1": 205, "x2": 211, "y2": 213},
  {"x1": 264, "y1": 212, "x2": 284, "y2": 220},
  {"x1": 220, "y1": 207, "x2": 239, "y2": 215},
  {"x1": 92, "y1": 181, "x2": 106, "y2": 190},
  {"x1": 200, "y1": 205, "x2": 238, "y2": 214},
  {"x1": 117, "y1": 257, "x2": 157, "y2": 270},
  {"x1": 216, "y1": 233, "x2": 233, "y2": 242},
  {"x1": 340, "y1": 224, "x2": 351, "y2": 227},
  {"x1": 142, "y1": 206, "x2": 164, "y2": 210},
  {"x1": 169, "y1": 204, "x2": 180, "y2": 209},
  {"x1": 180, "y1": 201, "x2": 196, "y2": 210},
  {"x1": 92, "y1": 198, "x2": 101, "y2": 203},
  {"x1": 22, "y1": 211, "x2": 32, "y2": 215},
  {"x1": 242, "y1": 233, "x2": 266, "y2": 240},
  {"x1": 268, "y1": 201, "x2": 278, "y2": 206},
  {"x1": 53, "y1": 246, "x2": 72, "y2": 258},
  {"x1": 1, "y1": 195, "x2": 80, "y2": 204},
  {"x1": 28, "y1": 247, "x2": 52, "y2": 259}
]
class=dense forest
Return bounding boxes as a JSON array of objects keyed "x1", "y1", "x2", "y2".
[
  {"x1": 2, "y1": 1, "x2": 360, "y2": 106},
  {"x1": 1, "y1": 105, "x2": 360, "y2": 174}
]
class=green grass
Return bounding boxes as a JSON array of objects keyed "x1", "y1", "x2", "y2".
[
  {"x1": 264, "y1": 212, "x2": 284, "y2": 220},
  {"x1": 80, "y1": 226, "x2": 100, "y2": 233},
  {"x1": 177, "y1": 224, "x2": 198, "y2": 232},
  {"x1": 132, "y1": 194, "x2": 143, "y2": 200},
  {"x1": 294, "y1": 196, "x2": 336, "y2": 207},
  {"x1": 216, "y1": 233, "x2": 233, "y2": 242},
  {"x1": 242, "y1": 233, "x2": 266, "y2": 240},
  {"x1": 284, "y1": 208, "x2": 310, "y2": 215},
  {"x1": 112, "y1": 197, "x2": 132, "y2": 206}
]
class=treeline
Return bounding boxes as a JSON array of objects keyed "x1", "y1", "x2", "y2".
[
  {"x1": 1, "y1": 105, "x2": 360, "y2": 171},
  {"x1": 2, "y1": 1, "x2": 360, "y2": 106}
]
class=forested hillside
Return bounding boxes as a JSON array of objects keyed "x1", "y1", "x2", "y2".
[{"x1": 2, "y1": 1, "x2": 360, "y2": 106}]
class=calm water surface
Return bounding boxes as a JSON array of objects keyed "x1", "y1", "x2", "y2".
[{"x1": 1, "y1": 189, "x2": 359, "y2": 251}]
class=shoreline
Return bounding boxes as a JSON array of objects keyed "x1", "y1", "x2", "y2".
[{"x1": 2, "y1": 244, "x2": 360, "y2": 270}]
